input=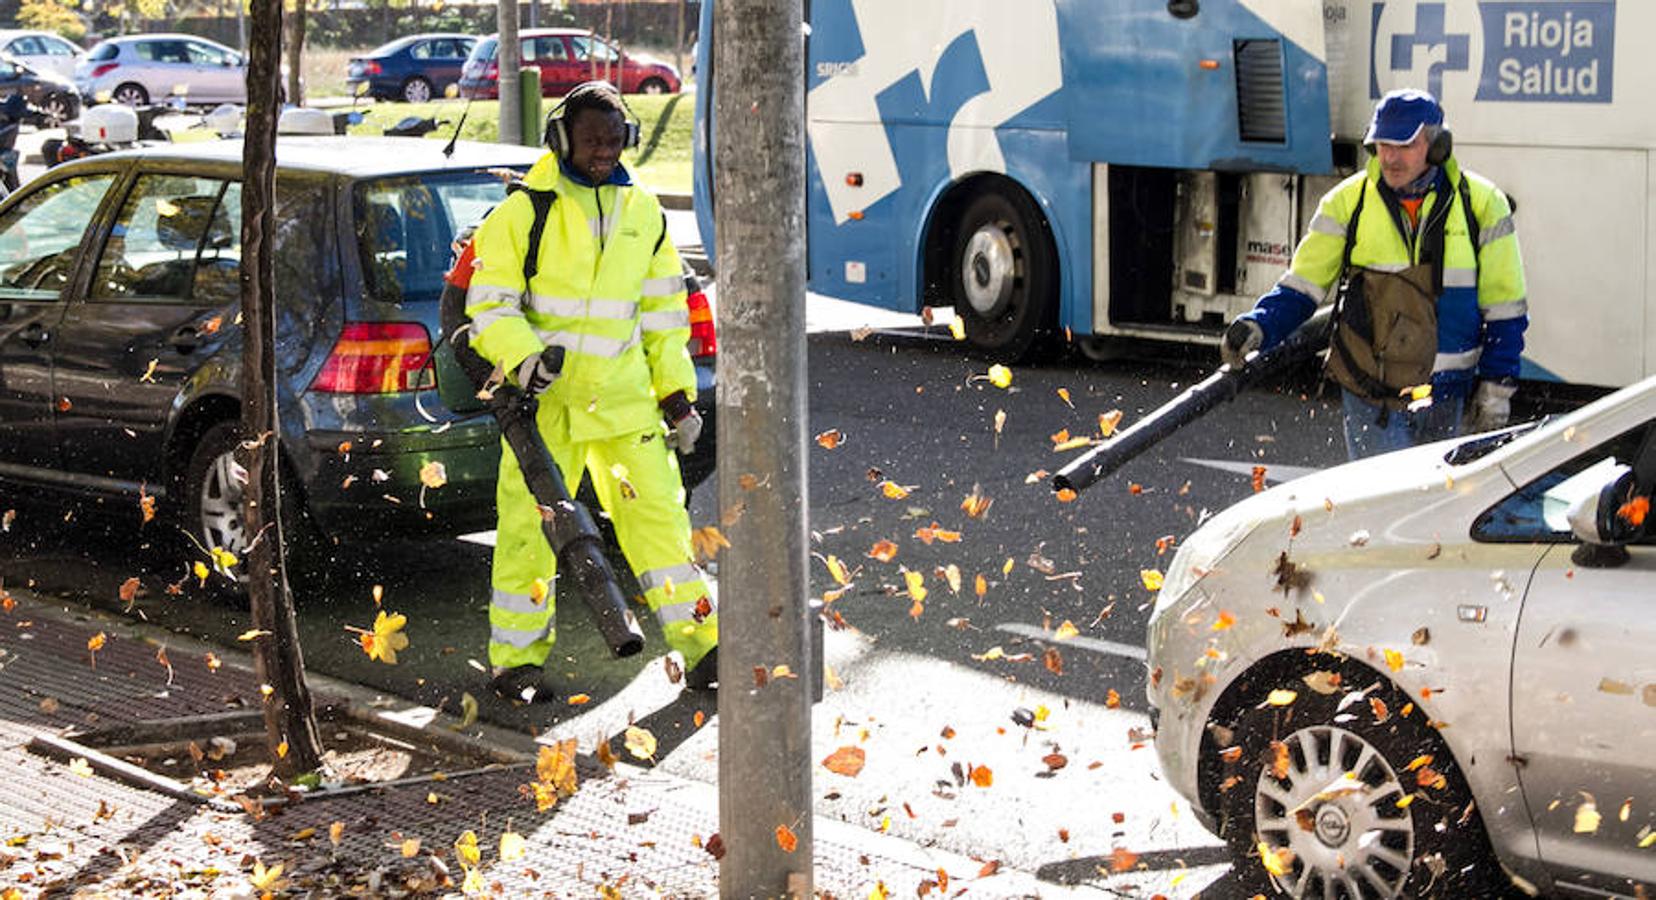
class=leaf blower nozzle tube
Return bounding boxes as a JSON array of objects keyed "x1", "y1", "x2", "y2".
[{"x1": 439, "y1": 251, "x2": 645, "y2": 658}]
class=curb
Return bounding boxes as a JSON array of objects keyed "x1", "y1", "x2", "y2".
[{"x1": 659, "y1": 192, "x2": 692, "y2": 211}]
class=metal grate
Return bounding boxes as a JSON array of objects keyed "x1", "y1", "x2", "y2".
[{"x1": 1234, "y1": 39, "x2": 1286, "y2": 143}]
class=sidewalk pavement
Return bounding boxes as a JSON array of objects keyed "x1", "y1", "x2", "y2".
[{"x1": 0, "y1": 589, "x2": 1113, "y2": 898}]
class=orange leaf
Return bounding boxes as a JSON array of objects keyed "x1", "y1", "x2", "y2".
[
  {"x1": 969, "y1": 765, "x2": 993, "y2": 787},
  {"x1": 974, "y1": 573, "x2": 988, "y2": 599},
  {"x1": 1109, "y1": 847, "x2": 1140, "y2": 873},
  {"x1": 775, "y1": 824, "x2": 798, "y2": 853},
  {"x1": 1618, "y1": 495, "x2": 1650, "y2": 526},
  {"x1": 567, "y1": 693, "x2": 591, "y2": 705},
  {"x1": 1269, "y1": 740, "x2": 1291, "y2": 780},
  {"x1": 915, "y1": 522, "x2": 961, "y2": 544},
  {"x1": 1251, "y1": 465, "x2": 1268, "y2": 493},
  {"x1": 1106, "y1": 688, "x2": 1121, "y2": 709},
  {"x1": 87, "y1": 632, "x2": 107, "y2": 652},
  {"x1": 879, "y1": 480, "x2": 913, "y2": 500},
  {"x1": 821, "y1": 746, "x2": 866, "y2": 778},
  {"x1": 868, "y1": 539, "x2": 899, "y2": 562},
  {"x1": 1211, "y1": 610, "x2": 1236, "y2": 631},
  {"x1": 960, "y1": 486, "x2": 993, "y2": 518},
  {"x1": 118, "y1": 577, "x2": 141, "y2": 605},
  {"x1": 1055, "y1": 488, "x2": 1077, "y2": 503},
  {"x1": 1043, "y1": 647, "x2": 1063, "y2": 675},
  {"x1": 814, "y1": 428, "x2": 845, "y2": 450}
]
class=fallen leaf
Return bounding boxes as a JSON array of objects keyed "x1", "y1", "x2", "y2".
[
  {"x1": 868, "y1": 540, "x2": 899, "y2": 562},
  {"x1": 879, "y1": 480, "x2": 913, "y2": 500},
  {"x1": 400, "y1": 837, "x2": 421, "y2": 858},
  {"x1": 625, "y1": 726, "x2": 658, "y2": 761},
  {"x1": 1109, "y1": 847, "x2": 1140, "y2": 873},
  {"x1": 1140, "y1": 569, "x2": 1164, "y2": 592},
  {"x1": 821, "y1": 746, "x2": 866, "y2": 778},
  {"x1": 1266, "y1": 689, "x2": 1298, "y2": 707},
  {"x1": 68, "y1": 757, "x2": 94, "y2": 777},
  {"x1": 1052, "y1": 620, "x2": 1079, "y2": 641},
  {"x1": 1258, "y1": 842, "x2": 1295, "y2": 877},
  {"x1": 824, "y1": 555, "x2": 850, "y2": 585},
  {"x1": 986, "y1": 365, "x2": 1012, "y2": 388},
  {"x1": 1043, "y1": 647, "x2": 1064, "y2": 676},
  {"x1": 419, "y1": 461, "x2": 447, "y2": 489},
  {"x1": 814, "y1": 428, "x2": 845, "y2": 450},
  {"x1": 248, "y1": 859, "x2": 285, "y2": 891},
  {"x1": 454, "y1": 830, "x2": 480, "y2": 866},
  {"x1": 499, "y1": 830, "x2": 526, "y2": 861},
  {"x1": 775, "y1": 824, "x2": 798, "y2": 853}
]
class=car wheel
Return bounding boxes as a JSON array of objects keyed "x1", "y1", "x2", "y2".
[
  {"x1": 1215, "y1": 670, "x2": 1509, "y2": 898},
  {"x1": 639, "y1": 77, "x2": 668, "y2": 95},
  {"x1": 181, "y1": 421, "x2": 323, "y2": 597},
  {"x1": 949, "y1": 186, "x2": 1057, "y2": 363},
  {"x1": 401, "y1": 76, "x2": 432, "y2": 104},
  {"x1": 41, "y1": 95, "x2": 71, "y2": 125},
  {"x1": 112, "y1": 82, "x2": 149, "y2": 106}
]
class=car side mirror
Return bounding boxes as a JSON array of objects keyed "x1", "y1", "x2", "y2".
[{"x1": 1566, "y1": 465, "x2": 1644, "y2": 568}]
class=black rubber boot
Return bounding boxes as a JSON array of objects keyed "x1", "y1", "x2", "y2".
[
  {"x1": 685, "y1": 648, "x2": 718, "y2": 691},
  {"x1": 490, "y1": 665, "x2": 551, "y2": 703}
]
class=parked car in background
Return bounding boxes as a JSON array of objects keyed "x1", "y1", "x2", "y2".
[
  {"x1": 74, "y1": 34, "x2": 247, "y2": 106},
  {"x1": 458, "y1": 28, "x2": 680, "y2": 100},
  {"x1": 1147, "y1": 377, "x2": 1656, "y2": 897},
  {"x1": 0, "y1": 29, "x2": 84, "y2": 79},
  {"x1": 0, "y1": 55, "x2": 80, "y2": 123},
  {"x1": 346, "y1": 33, "x2": 476, "y2": 104},
  {"x1": 0, "y1": 137, "x2": 717, "y2": 585}
]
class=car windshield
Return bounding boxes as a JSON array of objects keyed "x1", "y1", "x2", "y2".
[{"x1": 353, "y1": 169, "x2": 523, "y2": 304}]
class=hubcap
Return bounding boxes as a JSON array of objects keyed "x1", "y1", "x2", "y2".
[
  {"x1": 199, "y1": 449, "x2": 249, "y2": 560},
  {"x1": 116, "y1": 87, "x2": 143, "y2": 106},
  {"x1": 406, "y1": 80, "x2": 430, "y2": 102},
  {"x1": 1253, "y1": 725, "x2": 1415, "y2": 899},
  {"x1": 960, "y1": 224, "x2": 1017, "y2": 317}
]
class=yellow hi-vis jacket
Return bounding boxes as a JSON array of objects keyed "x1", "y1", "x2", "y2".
[{"x1": 464, "y1": 153, "x2": 694, "y2": 443}]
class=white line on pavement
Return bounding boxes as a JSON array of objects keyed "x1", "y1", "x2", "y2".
[{"x1": 995, "y1": 622, "x2": 1148, "y2": 661}]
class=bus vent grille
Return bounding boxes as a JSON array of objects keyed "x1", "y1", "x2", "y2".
[{"x1": 1234, "y1": 39, "x2": 1286, "y2": 143}]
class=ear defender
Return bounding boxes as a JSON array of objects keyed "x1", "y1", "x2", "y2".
[
  {"x1": 1426, "y1": 127, "x2": 1453, "y2": 166},
  {"x1": 542, "y1": 85, "x2": 642, "y2": 157}
]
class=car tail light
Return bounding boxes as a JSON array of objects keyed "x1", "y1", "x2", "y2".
[
  {"x1": 482, "y1": 61, "x2": 498, "y2": 81},
  {"x1": 363, "y1": 61, "x2": 381, "y2": 76},
  {"x1": 686, "y1": 280, "x2": 717, "y2": 360},
  {"x1": 312, "y1": 322, "x2": 435, "y2": 393},
  {"x1": 90, "y1": 62, "x2": 118, "y2": 79}
]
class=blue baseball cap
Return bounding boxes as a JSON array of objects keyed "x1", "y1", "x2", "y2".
[{"x1": 1364, "y1": 89, "x2": 1444, "y2": 145}]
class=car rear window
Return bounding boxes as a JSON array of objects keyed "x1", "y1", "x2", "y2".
[
  {"x1": 353, "y1": 170, "x2": 522, "y2": 304},
  {"x1": 87, "y1": 42, "x2": 117, "y2": 62},
  {"x1": 469, "y1": 37, "x2": 497, "y2": 63}
]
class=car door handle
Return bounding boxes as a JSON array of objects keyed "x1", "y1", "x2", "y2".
[
  {"x1": 18, "y1": 321, "x2": 48, "y2": 346},
  {"x1": 169, "y1": 325, "x2": 199, "y2": 353}
]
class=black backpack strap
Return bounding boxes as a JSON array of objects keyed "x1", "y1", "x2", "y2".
[
  {"x1": 521, "y1": 187, "x2": 557, "y2": 283},
  {"x1": 653, "y1": 210, "x2": 668, "y2": 256},
  {"x1": 1340, "y1": 180, "x2": 1367, "y2": 276},
  {"x1": 1457, "y1": 175, "x2": 1483, "y2": 290}
]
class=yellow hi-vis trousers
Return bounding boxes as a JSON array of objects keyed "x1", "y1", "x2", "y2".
[{"x1": 487, "y1": 422, "x2": 718, "y2": 671}]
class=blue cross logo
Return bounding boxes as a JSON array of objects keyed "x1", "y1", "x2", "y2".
[{"x1": 1372, "y1": 3, "x2": 1471, "y2": 99}]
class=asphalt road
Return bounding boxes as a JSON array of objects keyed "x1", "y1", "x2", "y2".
[{"x1": 0, "y1": 308, "x2": 1351, "y2": 894}]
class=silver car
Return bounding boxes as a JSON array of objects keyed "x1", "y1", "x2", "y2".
[
  {"x1": 74, "y1": 34, "x2": 246, "y2": 106},
  {"x1": 1147, "y1": 376, "x2": 1656, "y2": 898},
  {"x1": 0, "y1": 29, "x2": 83, "y2": 80}
]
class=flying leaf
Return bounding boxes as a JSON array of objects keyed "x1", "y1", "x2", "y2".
[
  {"x1": 193, "y1": 560, "x2": 210, "y2": 586},
  {"x1": 329, "y1": 821, "x2": 345, "y2": 847},
  {"x1": 454, "y1": 830, "x2": 481, "y2": 866},
  {"x1": 1056, "y1": 387, "x2": 1073, "y2": 408},
  {"x1": 814, "y1": 429, "x2": 845, "y2": 450},
  {"x1": 1575, "y1": 796, "x2": 1601, "y2": 834},
  {"x1": 824, "y1": 555, "x2": 850, "y2": 585},
  {"x1": 1043, "y1": 647, "x2": 1064, "y2": 675},
  {"x1": 87, "y1": 631, "x2": 107, "y2": 654},
  {"x1": 1140, "y1": 569, "x2": 1164, "y2": 592},
  {"x1": 868, "y1": 540, "x2": 898, "y2": 562},
  {"x1": 1383, "y1": 648, "x2": 1405, "y2": 673},
  {"x1": 418, "y1": 460, "x2": 448, "y2": 489},
  {"x1": 1055, "y1": 488, "x2": 1078, "y2": 503},
  {"x1": 625, "y1": 726, "x2": 658, "y2": 761},
  {"x1": 821, "y1": 746, "x2": 866, "y2": 778},
  {"x1": 691, "y1": 525, "x2": 731, "y2": 562},
  {"x1": 209, "y1": 546, "x2": 238, "y2": 572},
  {"x1": 138, "y1": 490, "x2": 157, "y2": 524},
  {"x1": 529, "y1": 578, "x2": 549, "y2": 606},
  {"x1": 237, "y1": 629, "x2": 270, "y2": 642},
  {"x1": 1098, "y1": 409, "x2": 1124, "y2": 437},
  {"x1": 1211, "y1": 610, "x2": 1236, "y2": 631},
  {"x1": 1258, "y1": 842, "x2": 1294, "y2": 877},
  {"x1": 1266, "y1": 689, "x2": 1298, "y2": 707},
  {"x1": 499, "y1": 830, "x2": 526, "y2": 861},
  {"x1": 986, "y1": 365, "x2": 1012, "y2": 389},
  {"x1": 970, "y1": 765, "x2": 993, "y2": 787},
  {"x1": 961, "y1": 485, "x2": 993, "y2": 518},
  {"x1": 1109, "y1": 847, "x2": 1140, "y2": 873},
  {"x1": 1618, "y1": 495, "x2": 1650, "y2": 526},
  {"x1": 775, "y1": 824, "x2": 798, "y2": 853},
  {"x1": 360, "y1": 611, "x2": 410, "y2": 664},
  {"x1": 879, "y1": 480, "x2": 913, "y2": 500}
]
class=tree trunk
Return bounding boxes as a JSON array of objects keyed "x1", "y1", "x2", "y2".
[
  {"x1": 713, "y1": 0, "x2": 813, "y2": 894},
  {"x1": 285, "y1": 0, "x2": 306, "y2": 107},
  {"x1": 241, "y1": 0, "x2": 324, "y2": 778}
]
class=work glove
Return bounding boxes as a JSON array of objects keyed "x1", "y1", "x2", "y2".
[
  {"x1": 515, "y1": 351, "x2": 560, "y2": 397},
  {"x1": 660, "y1": 390, "x2": 702, "y2": 455},
  {"x1": 1469, "y1": 379, "x2": 1518, "y2": 432},
  {"x1": 1220, "y1": 318, "x2": 1264, "y2": 368}
]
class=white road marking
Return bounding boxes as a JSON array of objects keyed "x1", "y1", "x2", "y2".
[
  {"x1": 1178, "y1": 457, "x2": 1322, "y2": 484},
  {"x1": 995, "y1": 622, "x2": 1148, "y2": 661}
]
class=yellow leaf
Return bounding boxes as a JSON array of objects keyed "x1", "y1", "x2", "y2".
[
  {"x1": 210, "y1": 546, "x2": 238, "y2": 572},
  {"x1": 870, "y1": 881, "x2": 890, "y2": 900},
  {"x1": 248, "y1": 859, "x2": 285, "y2": 890},
  {"x1": 236, "y1": 629, "x2": 270, "y2": 642},
  {"x1": 454, "y1": 830, "x2": 481, "y2": 866},
  {"x1": 1211, "y1": 610, "x2": 1237, "y2": 631},
  {"x1": 290, "y1": 826, "x2": 315, "y2": 841},
  {"x1": 1405, "y1": 754, "x2": 1434, "y2": 772},
  {"x1": 419, "y1": 461, "x2": 448, "y2": 489},
  {"x1": 328, "y1": 821, "x2": 345, "y2": 847},
  {"x1": 1140, "y1": 569, "x2": 1165, "y2": 591},
  {"x1": 625, "y1": 725, "x2": 658, "y2": 761},
  {"x1": 1098, "y1": 409, "x2": 1124, "y2": 437},
  {"x1": 87, "y1": 632, "x2": 107, "y2": 653},
  {"x1": 1057, "y1": 387, "x2": 1073, "y2": 408},
  {"x1": 1257, "y1": 842, "x2": 1294, "y2": 877},
  {"x1": 960, "y1": 486, "x2": 993, "y2": 518},
  {"x1": 691, "y1": 525, "x2": 731, "y2": 562},
  {"x1": 68, "y1": 757, "x2": 94, "y2": 777},
  {"x1": 276, "y1": 740, "x2": 289, "y2": 759},
  {"x1": 1384, "y1": 648, "x2": 1405, "y2": 673},
  {"x1": 536, "y1": 738, "x2": 579, "y2": 796},
  {"x1": 499, "y1": 830, "x2": 527, "y2": 860},
  {"x1": 879, "y1": 480, "x2": 912, "y2": 500},
  {"x1": 529, "y1": 578, "x2": 549, "y2": 606},
  {"x1": 1052, "y1": 620, "x2": 1079, "y2": 641},
  {"x1": 1640, "y1": 831, "x2": 1656, "y2": 849},
  {"x1": 972, "y1": 646, "x2": 1006, "y2": 662},
  {"x1": 1575, "y1": 796, "x2": 1601, "y2": 834},
  {"x1": 1053, "y1": 436, "x2": 1093, "y2": 452},
  {"x1": 986, "y1": 364, "x2": 1012, "y2": 388},
  {"x1": 825, "y1": 554, "x2": 850, "y2": 585},
  {"x1": 903, "y1": 569, "x2": 928, "y2": 604},
  {"x1": 1266, "y1": 689, "x2": 1298, "y2": 707},
  {"x1": 194, "y1": 560, "x2": 210, "y2": 586},
  {"x1": 1002, "y1": 557, "x2": 1014, "y2": 576},
  {"x1": 363, "y1": 610, "x2": 410, "y2": 664},
  {"x1": 400, "y1": 837, "x2": 421, "y2": 858},
  {"x1": 942, "y1": 564, "x2": 961, "y2": 594},
  {"x1": 949, "y1": 318, "x2": 965, "y2": 340},
  {"x1": 460, "y1": 865, "x2": 486, "y2": 895}
]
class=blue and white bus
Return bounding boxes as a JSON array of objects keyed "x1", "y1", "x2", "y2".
[{"x1": 694, "y1": 1, "x2": 1654, "y2": 386}]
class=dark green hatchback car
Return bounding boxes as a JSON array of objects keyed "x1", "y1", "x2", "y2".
[{"x1": 0, "y1": 137, "x2": 716, "y2": 572}]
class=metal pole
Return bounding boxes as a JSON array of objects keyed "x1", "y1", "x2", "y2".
[
  {"x1": 713, "y1": 0, "x2": 811, "y2": 894},
  {"x1": 497, "y1": 0, "x2": 522, "y2": 146}
]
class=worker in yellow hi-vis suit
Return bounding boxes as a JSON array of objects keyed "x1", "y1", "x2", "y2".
[{"x1": 463, "y1": 81, "x2": 718, "y2": 702}]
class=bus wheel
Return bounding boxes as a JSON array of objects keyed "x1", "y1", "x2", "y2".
[{"x1": 949, "y1": 187, "x2": 1056, "y2": 362}]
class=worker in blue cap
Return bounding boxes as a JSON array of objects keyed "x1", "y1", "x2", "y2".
[{"x1": 1221, "y1": 89, "x2": 1528, "y2": 459}]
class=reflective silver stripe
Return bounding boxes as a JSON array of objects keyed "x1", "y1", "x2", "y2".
[
  {"x1": 1482, "y1": 298, "x2": 1528, "y2": 321},
  {"x1": 466, "y1": 283, "x2": 523, "y2": 308},
  {"x1": 471, "y1": 305, "x2": 527, "y2": 331},
  {"x1": 657, "y1": 600, "x2": 717, "y2": 626},
  {"x1": 1444, "y1": 267, "x2": 1477, "y2": 288},
  {"x1": 641, "y1": 276, "x2": 683, "y2": 296},
  {"x1": 1480, "y1": 216, "x2": 1516, "y2": 245},
  {"x1": 639, "y1": 562, "x2": 703, "y2": 594},
  {"x1": 1433, "y1": 348, "x2": 1481, "y2": 372},
  {"x1": 533, "y1": 328, "x2": 635, "y2": 359},
  {"x1": 1277, "y1": 272, "x2": 1327, "y2": 303},
  {"x1": 640, "y1": 309, "x2": 690, "y2": 333},
  {"x1": 491, "y1": 589, "x2": 545, "y2": 614},
  {"x1": 490, "y1": 624, "x2": 550, "y2": 648},
  {"x1": 1309, "y1": 214, "x2": 1345, "y2": 237},
  {"x1": 1362, "y1": 262, "x2": 1410, "y2": 273},
  {"x1": 587, "y1": 191, "x2": 625, "y2": 240},
  {"x1": 528, "y1": 294, "x2": 639, "y2": 321}
]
